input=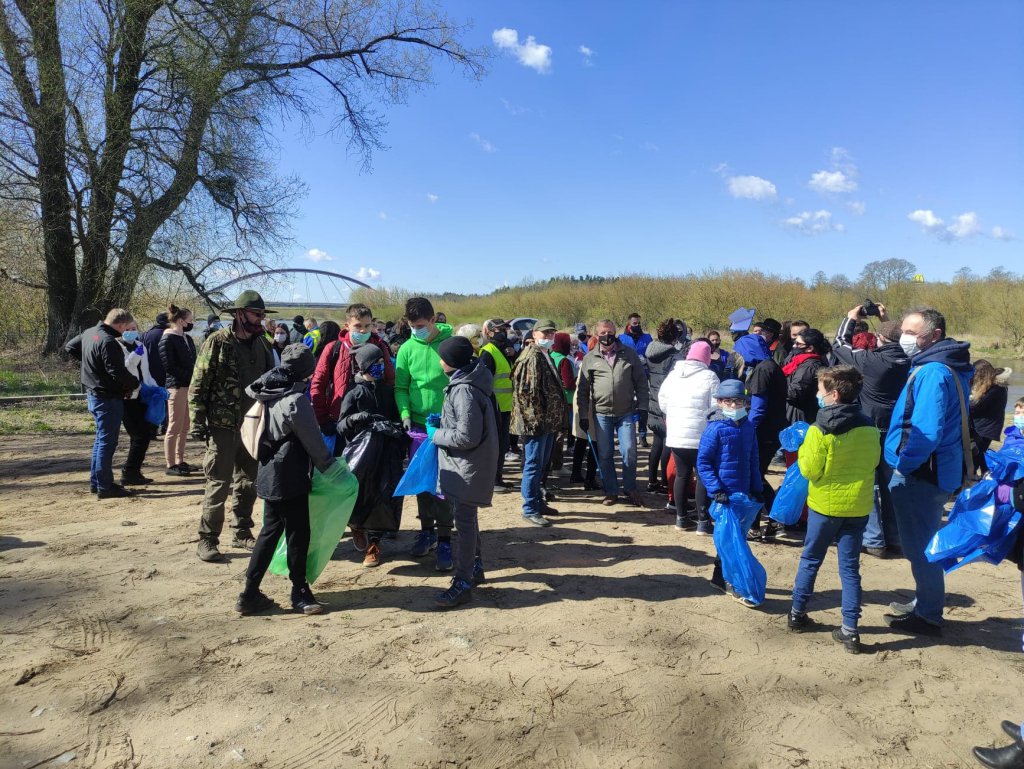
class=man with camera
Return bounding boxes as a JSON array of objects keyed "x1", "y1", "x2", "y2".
[{"x1": 832, "y1": 302, "x2": 911, "y2": 558}]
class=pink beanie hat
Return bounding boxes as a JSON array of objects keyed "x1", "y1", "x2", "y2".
[{"x1": 686, "y1": 341, "x2": 712, "y2": 366}]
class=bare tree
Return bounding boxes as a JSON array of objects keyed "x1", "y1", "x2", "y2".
[
  {"x1": 0, "y1": 0, "x2": 484, "y2": 352},
  {"x1": 858, "y1": 258, "x2": 916, "y2": 292}
]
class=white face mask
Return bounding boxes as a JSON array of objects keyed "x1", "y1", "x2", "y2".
[
  {"x1": 899, "y1": 333, "x2": 919, "y2": 358},
  {"x1": 536, "y1": 338, "x2": 554, "y2": 350}
]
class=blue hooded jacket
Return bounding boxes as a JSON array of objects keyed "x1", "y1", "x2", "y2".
[
  {"x1": 733, "y1": 334, "x2": 774, "y2": 431},
  {"x1": 697, "y1": 411, "x2": 764, "y2": 495},
  {"x1": 884, "y1": 338, "x2": 973, "y2": 493}
]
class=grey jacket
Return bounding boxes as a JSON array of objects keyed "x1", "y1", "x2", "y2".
[
  {"x1": 431, "y1": 360, "x2": 499, "y2": 507},
  {"x1": 246, "y1": 369, "x2": 335, "y2": 500},
  {"x1": 576, "y1": 342, "x2": 650, "y2": 419}
]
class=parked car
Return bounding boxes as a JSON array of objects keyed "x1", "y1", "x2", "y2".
[{"x1": 509, "y1": 317, "x2": 537, "y2": 335}]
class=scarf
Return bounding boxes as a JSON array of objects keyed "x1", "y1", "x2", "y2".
[{"x1": 782, "y1": 351, "x2": 822, "y2": 377}]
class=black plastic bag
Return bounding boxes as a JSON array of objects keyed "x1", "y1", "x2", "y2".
[{"x1": 342, "y1": 419, "x2": 410, "y2": 531}]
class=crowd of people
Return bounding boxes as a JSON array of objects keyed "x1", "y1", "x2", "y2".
[{"x1": 66, "y1": 294, "x2": 1023, "y2": 649}]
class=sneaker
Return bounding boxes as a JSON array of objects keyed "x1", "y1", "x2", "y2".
[
  {"x1": 435, "y1": 541, "x2": 454, "y2": 571},
  {"x1": 888, "y1": 598, "x2": 916, "y2": 616},
  {"x1": 235, "y1": 590, "x2": 276, "y2": 615},
  {"x1": 362, "y1": 542, "x2": 382, "y2": 568},
  {"x1": 351, "y1": 529, "x2": 368, "y2": 552},
  {"x1": 832, "y1": 627, "x2": 862, "y2": 654},
  {"x1": 291, "y1": 585, "x2": 324, "y2": 615},
  {"x1": 197, "y1": 539, "x2": 225, "y2": 563},
  {"x1": 884, "y1": 612, "x2": 942, "y2": 637},
  {"x1": 471, "y1": 556, "x2": 486, "y2": 586},
  {"x1": 675, "y1": 516, "x2": 695, "y2": 531},
  {"x1": 788, "y1": 612, "x2": 817, "y2": 633},
  {"x1": 410, "y1": 530, "x2": 438, "y2": 557},
  {"x1": 493, "y1": 481, "x2": 512, "y2": 493},
  {"x1": 97, "y1": 484, "x2": 133, "y2": 499},
  {"x1": 601, "y1": 496, "x2": 618, "y2": 506},
  {"x1": 522, "y1": 513, "x2": 552, "y2": 527},
  {"x1": 639, "y1": 436, "x2": 650, "y2": 448},
  {"x1": 647, "y1": 481, "x2": 665, "y2": 493},
  {"x1": 504, "y1": 451, "x2": 519, "y2": 462},
  {"x1": 231, "y1": 532, "x2": 257, "y2": 551},
  {"x1": 695, "y1": 520, "x2": 712, "y2": 537},
  {"x1": 746, "y1": 527, "x2": 762, "y2": 542},
  {"x1": 165, "y1": 464, "x2": 188, "y2": 477},
  {"x1": 761, "y1": 522, "x2": 778, "y2": 543},
  {"x1": 119, "y1": 473, "x2": 153, "y2": 485},
  {"x1": 435, "y1": 578, "x2": 473, "y2": 609},
  {"x1": 863, "y1": 546, "x2": 887, "y2": 559},
  {"x1": 180, "y1": 462, "x2": 199, "y2": 474},
  {"x1": 730, "y1": 588, "x2": 758, "y2": 608}
]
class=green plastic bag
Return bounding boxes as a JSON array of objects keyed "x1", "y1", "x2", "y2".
[{"x1": 268, "y1": 459, "x2": 359, "y2": 584}]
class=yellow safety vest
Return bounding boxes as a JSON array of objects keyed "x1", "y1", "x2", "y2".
[
  {"x1": 481, "y1": 342, "x2": 513, "y2": 412},
  {"x1": 303, "y1": 328, "x2": 322, "y2": 354}
]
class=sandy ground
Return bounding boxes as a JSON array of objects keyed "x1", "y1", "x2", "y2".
[{"x1": 1, "y1": 433, "x2": 1023, "y2": 769}]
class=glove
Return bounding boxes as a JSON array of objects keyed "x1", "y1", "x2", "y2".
[
  {"x1": 578, "y1": 417, "x2": 589, "y2": 433},
  {"x1": 320, "y1": 420, "x2": 338, "y2": 436},
  {"x1": 426, "y1": 412, "x2": 441, "y2": 428},
  {"x1": 402, "y1": 417, "x2": 414, "y2": 432},
  {"x1": 426, "y1": 423, "x2": 438, "y2": 441},
  {"x1": 190, "y1": 424, "x2": 209, "y2": 442},
  {"x1": 713, "y1": 492, "x2": 729, "y2": 505}
]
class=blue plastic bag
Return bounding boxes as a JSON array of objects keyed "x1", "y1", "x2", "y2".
[
  {"x1": 769, "y1": 463, "x2": 809, "y2": 525},
  {"x1": 926, "y1": 474, "x2": 1021, "y2": 572},
  {"x1": 139, "y1": 383, "x2": 169, "y2": 425},
  {"x1": 986, "y1": 445, "x2": 1024, "y2": 485},
  {"x1": 779, "y1": 421, "x2": 810, "y2": 452},
  {"x1": 946, "y1": 478, "x2": 1003, "y2": 536},
  {"x1": 323, "y1": 432, "x2": 336, "y2": 455},
  {"x1": 394, "y1": 435, "x2": 440, "y2": 496},
  {"x1": 710, "y1": 492, "x2": 767, "y2": 605}
]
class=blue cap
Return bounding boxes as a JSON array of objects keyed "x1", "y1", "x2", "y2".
[
  {"x1": 728, "y1": 307, "x2": 756, "y2": 333},
  {"x1": 716, "y1": 379, "x2": 748, "y2": 400}
]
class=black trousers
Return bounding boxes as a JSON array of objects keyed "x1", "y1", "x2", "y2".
[
  {"x1": 670, "y1": 447, "x2": 707, "y2": 522},
  {"x1": 121, "y1": 399, "x2": 155, "y2": 475},
  {"x1": 571, "y1": 435, "x2": 596, "y2": 483},
  {"x1": 495, "y1": 410, "x2": 511, "y2": 483},
  {"x1": 648, "y1": 423, "x2": 669, "y2": 485},
  {"x1": 247, "y1": 494, "x2": 311, "y2": 588}
]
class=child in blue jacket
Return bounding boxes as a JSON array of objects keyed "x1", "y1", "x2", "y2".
[{"x1": 696, "y1": 378, "x2": 763, "y2": 606}]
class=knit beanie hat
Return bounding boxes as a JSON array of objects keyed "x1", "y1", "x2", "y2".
[
  {"x1": 354, "y1": 343, "x2": 384, "y2": 372},
  {"x1": 686, "y1": 340, "x2": 712, "y2": 366},
  {"x1": 438, "y1": 336, "x2": 474, "y2": 369},
  {"x1": 280, "y1": 343, "x2": 316, "y2": 380}
]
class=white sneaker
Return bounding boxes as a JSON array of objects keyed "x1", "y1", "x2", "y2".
[{"x1": 888, "y1": 598, "x2": 916, "y2": 616}]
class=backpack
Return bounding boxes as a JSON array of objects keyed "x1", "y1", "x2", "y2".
[{"x1": 241, "y1": 400, "x2": 267, "y2": 459}]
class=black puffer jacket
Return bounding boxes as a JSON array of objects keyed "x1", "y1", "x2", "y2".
[
  {"x1": 832, "y1": 317, "x2": 910, "y2": 432},
  {"x1": 645, "y1": 340, "x2": 681, "y2": 430},
  {"x1": 786, "y1": 357, "x2": 824, "y2": 425},
  {"x1": 158, "y1": 332, "x2": 197, "y2": 388},
  {"x1": 971, "y1": 384, "x2": 1009, "y2": 441}
]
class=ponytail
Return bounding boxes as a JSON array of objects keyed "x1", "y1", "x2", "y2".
[{"x1": 168, "y1": 303, "x2": 191, "y2": 322}]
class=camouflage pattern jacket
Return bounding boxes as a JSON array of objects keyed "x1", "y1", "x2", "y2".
[
  {"x1": 189, "y1": 328, "x2": 274, "y2": 431},
  {"x1": 510, "y1": 344, "x2": 567, "y2": 437}
]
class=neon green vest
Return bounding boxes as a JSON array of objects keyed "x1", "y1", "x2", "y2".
[
  {"x1": 303, "y1": 328, "x2": 322, "y2": 354},
  {"x1": 481, "y1": 342, "x2": 512, "y2": 412},
  {"x1": 549, "y1": 351, "x2": 574, "y2": 403}
]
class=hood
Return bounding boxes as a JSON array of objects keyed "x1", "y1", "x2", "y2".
[
  {"x1": 733, "y1": 334, "x2": 771, "y2": 364},
  {"x1": 446, "y1": 357, "x2": 493, "y2": 396},
  {"x1": 996, "y1": 367, "x2": 1014, "y2": 387},
  {"x1": 816, "y1": 402, "x2": 873, "y2": 435},
  {"x1": 676, "y1": 359, "x2": 710, "y2": 378},
  {"x1": 246, "y1": 367, "x2": 305, "y2": 401},
  {"x1": 646, "y1": 340, "x2": 679, "y2": 364},
  {"x1": 912, "y1": 337, "x2": 973, "y2": 373},
  {"x1": 409, "y1": 322, "x2": 452, "y2": 346}
]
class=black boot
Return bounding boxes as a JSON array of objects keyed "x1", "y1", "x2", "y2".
[
  {"x1": 973, "y1": 739, "x2": 1024, "y2": 769},
  {"x1": 121, "y1": 435, "x2": 152, "y2": 484}
]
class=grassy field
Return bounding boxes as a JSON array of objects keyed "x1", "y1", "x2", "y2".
[
  {"x1": 0, "y1": 398, "x2": 91, "y2": 435},
  {"x1": 0, "y1": 348, "x2": 81, "y2": 395}
]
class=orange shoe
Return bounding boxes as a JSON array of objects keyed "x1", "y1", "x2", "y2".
[{"x1": 362, "y1": 542, "x2": 381, "y2": 568}]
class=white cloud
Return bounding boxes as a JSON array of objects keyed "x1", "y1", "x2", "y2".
[
  {"x1": 992, "y1": 225, "x2": 1015, "y2": 241},
  {"x1": 809, "y1": 170, "x2": 857, "y2": 194},
  {"x1": 469, "y1": 132, "x2": 496, "y2": 153},
  {"x1": 377, "y1": 211, "x2": 388, "y2": 221},
  {"x1": 909, "y1": 209, "x2": 986, "y2": 242},
  {"x1": 846, "y1": 200, "x2": 866, "y2": 216},
  {"x1": 426, "y1": 193, "x2": 439, "y2": 204},
  {"x1": 947, "y1": 211, "x2": 980, "y2": 240},
  {"x1": 355, "y1": 266, "x2": 381, "y2": 281},
  {"x1": 500, "y1": 97, "x2": 530, "y2": 115},
  {"x1": 909, "y1": 209, "x2": 944, "y2": 231},
  {"x1": 492, "y1": 28, "x2": 552, "y2": 73},
  {"x1": 306, "y1": 248, "x2": 332, "y2": 263},
  {"x1": 727, "y1": 175, "x2": 777, "y2": 201},
  {"x1": 578, "y1": 44, "x2": 594, "y2": 65},
  {"x1": 783, "y1": 210, "x2": 844, "y2": 235},
  {"x1": 711, "y1": 162, "x2": 729, "y2": 176}
]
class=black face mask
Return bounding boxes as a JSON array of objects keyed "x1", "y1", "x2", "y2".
[
  {"x1": 183, "y1": 322, "x2": 194, "y2": 333},
  {"x1": 599, "y1": 333, "x2": 616, "y2": 347},
  {"x1": 491, "y1": 331, "x2": 508, "y2": 345},
  {"x1": 629, "y1": 323, "x2": 641, "y2": 332}
]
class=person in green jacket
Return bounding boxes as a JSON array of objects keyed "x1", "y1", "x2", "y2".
[
  {"x1": 394, "y1": 296, "x2": 455, "y2": 569},
  {"x1": 787, "y1": 364, "x2": 880, "y2": 654}
]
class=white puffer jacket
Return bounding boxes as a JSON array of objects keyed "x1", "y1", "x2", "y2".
[{"x1": 658, "y1": 360, "x2": 720, "y2": 449}]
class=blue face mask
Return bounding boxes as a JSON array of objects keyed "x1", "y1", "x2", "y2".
[
  {"x1": 367, "y1": 362, "x2": 385, "y2": 380},
  {"x1": 723, "y1": 407, "x2": 747, "y2": 421},
  {"x1": 816, "y1": 395, "x2": 827, "y2": 409},
  {"x1": 122, "y1": 330, "x2": 140, "y2": 343},
  {"x1": 350, "y1": 330, "x2": 371, "y2": 345},
  {"x1": 412, "y1": 327, "x2": 431, "y2": 341},
  {"x1": 1014, "y1": 416, "x2": 1024, "y2": 431}
]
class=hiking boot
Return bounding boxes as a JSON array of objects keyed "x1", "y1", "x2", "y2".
[
  {"x1": 888, "y1": 598, "x2": 917, "y2": 616},
  {"x1": 675, "y1": 515, "x2": 695, "y2": 531},
  {"x1": 522, "y1": 513, "x2": 552, "y2": 527},
  {"x1": 695, "y1": 520, "x2": 712, "y2": 537},
  {"x1": 165, "y1": 464, "x2": 189, "y2": 476},
  {"x1": 235, "y1": 590, "x2": 276, "y2": 615},
  {"x1": 973, "y1": 740, "x2": 1024, "y2": 769},
  {"x1": 231, "y1": 532, "x2": 257, "y2": 551},
  {"x1": 788, "y1": 612, "x2": 817, "y2": 633},
  {"x1": 471, "y1": 556, "x2": 486, "y2": 586},
  {"x1": 410, "y1": 530, "x2": 438, "y2": 557},
  {"x1": 832, "y1": 627, "x2": 862, "y2": 654},
  {"x1": 97, "y1": 484, "x2": 133, "y2": 499},
  {"x1": 435, "y1": 578, "x2": 473, "y2": 609},
  {"x1": 362, "y1": 542, "x2": 382, "y2": 568},
  {"x1": 863, "y1": 546, "x2": 887, "y2": 558},
  {"x1": 120, "y1": 472, "x2": 152, "y2": 485},
  {"x1": 197, "y1": 539, "x2": 225, "y2": 563},
  {"x1": 601, "y1": 495, "x2": 618, "y2": 506},
  {"x1": 730, "y1": 587, "x2": 758, "y2": 608},
  {"x1": 761, "y1": 522, "x2": 778, "y2": 543},
  {"x1": 435, "y1": 541, "x2": 454, "y2": 571},
  {"x1": 291, "y1": 584, "x2": 324, "y2": 615},
  {"x1": 885, "y1": 612, "x2": 942, "y2": 637},
  {"x1": 351, "y1": 529, "x2": 368, "y2": 552}
]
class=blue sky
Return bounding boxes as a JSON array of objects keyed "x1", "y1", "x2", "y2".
[{"x1": 272, "y1": 1, "x2": 1023, "y2": 302}]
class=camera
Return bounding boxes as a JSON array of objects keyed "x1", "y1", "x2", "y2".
[{"x1": 859, "y1": 299, "x2": 881, "y2": 318}]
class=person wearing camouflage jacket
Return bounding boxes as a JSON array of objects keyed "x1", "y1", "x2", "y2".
[
  {"x1": 190, "y1": 291, "x2": 276, "y2": 563},
  {"x1": 511, "y1": 319, "x2": 567, "y2": 527}
]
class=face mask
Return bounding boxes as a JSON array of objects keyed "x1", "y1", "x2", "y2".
[
  {"x1": 536, "y1": 338, "x2": 554, "y2": 350},
  {"x1": 599, "y1": 334, "x2": 616, "y2": 347},
  {"x1": 122, "y1": 330, "x2": 139, "y2": 343},
  {"x1": 412, "y1": 327, "x2": 431, "y2": 341},
  {"x1": 630, "y1": 323, "x2": 641, "y2": 332},
  {"x1": 816, "y1": 394, "x2": 829, "y2": 410},
  {"x1": 367, "y1": 362, "x2": 385, "y2": 380},
  {"x1": 274, "y1": 333, "x2": 287, "y2": 344},
  {"x1": 899, "y1": 333, "x2": 919, "y2": 357},
  {"x1": 183, "y1": 322, "x2": 194, "y2": 333},
  {"x1": 723, "y1": 406, "x2": 747, "y2": 421},
  {"x1": 1014, "y1": 416, "x2": 1024, "y2": 431},
  {"x1": 491, "y1": 331, "x2": 508, "y2": 345},
  {"x1": 513, "y1": 342, "x2": 522, "y2": 353},
  {"x1": 350, "y1": 330, "x2": 371, "y2": 345}
]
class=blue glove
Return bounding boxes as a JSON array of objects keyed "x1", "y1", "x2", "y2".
[
  {"x1": 426, "y1": 412, "x2": 441, "y2": 428},
  {"x1": 426, "y1": 423, "x2": 438, "y2": 441}
]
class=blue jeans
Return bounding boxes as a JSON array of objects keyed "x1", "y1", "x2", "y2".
[
  {"x1": 791, "y1": 511, "x2": 868, "y2": 631},
  {"x1": 889, "y1": 472, "x2": 947, "y2": 626},
  {"x1": 521, "y1": 433, "x2": 555, "y2": 516},
  {"x1": 594, "y1": 414, "x2": 637, "y2": 496},
  {"x1": 87, "y1": 394, "x2": 124, "y2": 492},
  {"x1": 864, "y1": 460, "x2": 899, "y2": 550}
]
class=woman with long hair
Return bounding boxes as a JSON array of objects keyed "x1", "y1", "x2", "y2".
[
  {"x1": 784, "y1": 328, "x2": 829, "y2": 424},
  {"x1": 646, "y1": 319, "x2": 684, "y2": 492},
  {"x1": 970, "y1": 359, "x2": 1011, "y2": 476},
  {"x1": 159, "y1": 304, "x2": 197, "y2": 476}
]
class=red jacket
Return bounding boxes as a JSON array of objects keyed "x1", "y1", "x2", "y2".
[{"x1": 310, "y1": 331, "x2": 395, "y2": 425}]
